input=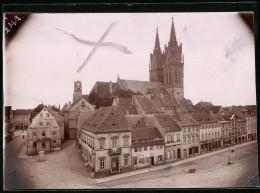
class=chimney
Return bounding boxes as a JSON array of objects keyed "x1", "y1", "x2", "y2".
[{"x1": 109, "y1": 81, "x2": 112, "y2": 94}]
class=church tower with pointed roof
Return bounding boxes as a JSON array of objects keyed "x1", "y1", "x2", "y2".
[
  {"x1": 149, "y1": 18, "x2": 184, "y2": 100},
  {"x1": 149, "y1": 28, "x2": 164, "y2": 84}
]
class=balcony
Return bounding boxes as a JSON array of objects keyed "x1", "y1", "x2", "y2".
[{"x1": 108, "y1": 148, "x2": 121, "y2": 156}]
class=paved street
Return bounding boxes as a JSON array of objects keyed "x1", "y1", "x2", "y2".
[
  {"x1": 3, "y1": 134, "x2": 259, "y2": 189},
  {"x1": 102, "y1": 142, "x2": 259, "y2": 188},
  {"x1": 3, "y1": 130, "x2": 33, "y2": 189}
]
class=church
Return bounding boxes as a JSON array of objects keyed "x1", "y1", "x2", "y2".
[{"x1": 149, "y1": 18, "x2": 184, "y2": 100}]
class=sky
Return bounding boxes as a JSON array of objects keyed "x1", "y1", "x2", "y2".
[{"x1": 3, "y1": 12, "x2": 256, "y2": 110}]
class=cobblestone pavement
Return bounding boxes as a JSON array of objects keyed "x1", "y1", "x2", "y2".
[
  {"x1": 18, "y1": 140, "x2": 97, "y2": 189},
  {"x1": 6, "y1": 139, "x2": 258, "y2": 189},
  {"x1": 99, "y1": 142, "x2": 259, "y2": 188}
]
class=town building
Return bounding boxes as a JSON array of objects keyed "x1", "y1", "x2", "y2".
[
  {"x1": 62, "y1": 81, "x2": 95, "y2": 139},
  {"x1": 149, "y1": 19, "x2": 184, "y2": 100},
  {"x1": 26, "y1": 107, "x2": 64, "y2": 155},
  {"x1": 5, "y1": 106, "x2": 14, "y2": 136},
  {"x1": 13, "y1": 109, "x2": 32, "y2": 130},
  {"x1": 79, "y1": 106, "x2": 132, "y2": 177},
  {"x1": 221, "y1": 114, "x2": 246, "y2": 147},
  {"x1": 152, "y1": 114, "x2": 182, "y2": 162},
  {"x1": 191, "y1": 113, "x2": 221, "y2": 154},
  {"x1": 131, "y1": 127, "x2": 165, "y2": 169},
  {"x1": 171, "y1": 113, "x2": 200, "y2": 158}
]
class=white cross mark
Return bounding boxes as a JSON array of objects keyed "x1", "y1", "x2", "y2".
[{"x1": 56, "y1": 22, "x2": 132, "y2": 73}]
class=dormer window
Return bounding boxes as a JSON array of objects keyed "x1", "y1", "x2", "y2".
[{"x1": 111, "y1": 123, "x2": 116, "y2": 127}]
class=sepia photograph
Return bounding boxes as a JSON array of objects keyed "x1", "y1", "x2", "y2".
[{"x1": 3, "y1": 11, "x2": 258, "y2": 189}]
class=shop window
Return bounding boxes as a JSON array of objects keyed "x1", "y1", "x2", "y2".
[
  {"x1": 33, "y1": 142, "x2": 37, "y2": 147},
  {"x1": 53, "y1": 140, "x2": 56, "y2": 143},
  {"x1": 42, "y1": 142, "x2": 46, "y2": 147}
]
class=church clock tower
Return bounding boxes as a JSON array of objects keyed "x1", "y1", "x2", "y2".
[{"x1": 73, "y1": 81, "x2": 82, "y2": 104}]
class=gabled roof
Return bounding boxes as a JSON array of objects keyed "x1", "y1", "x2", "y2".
[
  {"x1": 91, "y1": 81, "x2": 119, "y2": 96},
  {"x1": 81, "y1": 106, "x2": 130, "y2": 134},
  {"x1": 210, "y1": 114, "x2": 225, "y2": 122},
  {"x1": 149, "y1": 94, "x2": 181, "y2": 108},
  {"x1": 178, "y1": 98, "x2": 196, "y2": 113},
  {"x1": 68, "y1": 97, "x2": 94, "y2": 111},
  {"x1": 133, "y1": 95, "x2": 159, "y2": 114},
  {"x1": 113, "y1": 98, "x2": 138, "y2": 115},
  {"x1": 153, "y1": 114, "x2": 182, "y2": 132},
  {"x1": 171, "y1": 113, "x2": 200, "y2": 127},
  {"x1": 124, "y1": 115, "x2": 146, "y2": 128},
  {"x1": 46, "y1": 107, "x2": 64, "y2": 129},
  {"x1": 61, "y1": 103, "x2": 69, "y2": 112},
  {"x1": 13, "y1": 109, "x2": 32, "y2": 116},
  {"x1": 131, "y1": 127, "x2": 163, "y2": 141},
  {"x1": 191, "y1": 113, "x2": 217, "y2": 124},
  {"x1": 78, "y1": 111, "x2": 95, "y2": 127},
  {"x1": 117, "y1": 78, "x2": 163, "y2": 95}
]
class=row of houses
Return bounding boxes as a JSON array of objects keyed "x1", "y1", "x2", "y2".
[{"x1": 77, "y1": 104, "x2": 255, "y2": 178}]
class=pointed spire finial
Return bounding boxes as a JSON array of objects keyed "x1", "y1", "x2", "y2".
[
  {"x1": 154, "y1": 26, "x2": 161, "y2": 51},
  {"x1": 169, "y1": 17, "x2": 177, "y2": 45}
]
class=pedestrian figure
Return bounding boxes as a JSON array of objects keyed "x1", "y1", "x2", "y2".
[{"x1": 23, "y1": 135, "x2": 24, "y2": 139}]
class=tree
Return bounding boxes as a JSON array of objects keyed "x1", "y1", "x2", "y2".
[{"x1": 33, "y1": 104, "x2": 44, "y2": 112}]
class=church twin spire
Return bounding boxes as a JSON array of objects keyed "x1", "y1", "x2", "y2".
[
  {"x1": 154, "y1": 17, "x2": 177, "y2": 50},
  {"x1": 154, "y1": 27, "x2": 161, "y2": 52}
]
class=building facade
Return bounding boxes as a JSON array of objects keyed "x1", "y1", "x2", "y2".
[
  {"x1": 79, "y1": 106, "x2": 132, "y2": 177},
  {"x1": 131, "y1": 127, "x2": 165, "y2": 169},
  {"x1": 171, "y1": 113, "x2": 200, "y2": 159},
  {"x1": 191, "y1": 113, "x2": 222, "y2": 154},
  {"x1": 13, "y1": 109, "x2": 32, "y2": 130},
  {"x1": 27, "y1": 107, "x2": 64, "y2": 155}
]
